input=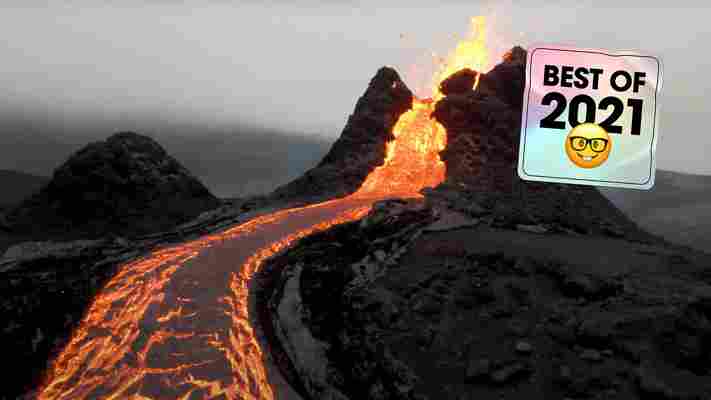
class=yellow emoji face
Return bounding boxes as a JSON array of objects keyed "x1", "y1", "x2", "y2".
[{"x1": 565, "y1": 123, "x2": 611, "y2": 168}]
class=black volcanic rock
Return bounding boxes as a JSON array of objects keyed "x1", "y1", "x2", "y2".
[
  {"x1": 438, "y1": 68, "x2": 479, "y2": 96},
  {"x1": 267, "y1": 199, "x2": 711, "y2": 400},
  {"x1": 432, "y1": 48, "x2": 525, "y2": 192},
  {"x1": 431, "y1": 46, "x2": 653, "y2": 241},
  {"x1": 6, "y1": 132, "x2": 220, "y2": 238},
  {"x1": 271, "y1": 67, "x2": 414, "y2": 201},
  {"x1": 477, "y1": 45, "x2": 527, "y2": 109}
]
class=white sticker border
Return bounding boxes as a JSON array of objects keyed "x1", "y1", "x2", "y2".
[{"x1": 517, "y1": 43, "x2": 664, "y2": 190}]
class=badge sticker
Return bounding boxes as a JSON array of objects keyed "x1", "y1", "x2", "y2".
[{"x1": 518, "y1": 44, "x2": 662, "y2": 189}]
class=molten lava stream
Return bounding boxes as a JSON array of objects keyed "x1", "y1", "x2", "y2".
[
  {"x1": 36, "y1": 98, "x2": 446, "y2": 400},
  {"x1": 37, "y1": 15, "x2": 490, "y2": 400},
  {"x1": 37, "y1": 200, "x2": 373, "y2": 400}
]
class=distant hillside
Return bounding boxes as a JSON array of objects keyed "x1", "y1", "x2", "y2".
[
  {"x1": 0, "y1": 170, "x2": 48, "y2": 208},
  {"x1": 5, "y1": 132, "x2": 220, "y2": 239},
  {"x1": 600, "y1": 169, "x2": 711, "y2": 251},
  {"x1": 0, "y1": 120, "x2": 331, "y2": 199}
]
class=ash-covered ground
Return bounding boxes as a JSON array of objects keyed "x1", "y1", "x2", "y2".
[{"x1": 264, "y1": 195, "x2": 711, "y2": 400}]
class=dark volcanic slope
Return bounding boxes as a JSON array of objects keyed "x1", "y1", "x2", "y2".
[
  {"x1": 274, "y1": 200, "x2": 711, "y2": 400},
  {"x1": 601, "y1": 170, "x2": 711, "y2": 251},
  {"x1": 608, "y1": 169, "x2": 711, "y2": 209},
  {"x1": 5, "y1": 132, "x2": 220, "y2": 238},
  {"x1": 0, "y1": 170, "x2": 48, "y2": 208},
  {"x1": 271, "y1": 67, "x2": 413, "y2": 201}
]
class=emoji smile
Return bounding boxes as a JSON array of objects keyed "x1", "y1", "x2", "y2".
[{"x1": 577, "y1": 152, "x2": 597, "y2": 162}]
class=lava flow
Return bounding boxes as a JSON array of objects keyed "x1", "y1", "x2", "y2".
[
  {"x1": 37, "y1": 16, "x2": 490, "y2": 400},
  {"x1": 354, "y1": 97, "x2": 446, "y2": 198}
]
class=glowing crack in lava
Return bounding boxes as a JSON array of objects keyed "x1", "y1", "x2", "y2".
[{"x1": 37, "y1": 16, "x2": 489, "y2": 400}]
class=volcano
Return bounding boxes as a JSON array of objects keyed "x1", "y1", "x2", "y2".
[
  {"x1": 15, "y1": 16, "x2": 711, "y2": 400},
  {"x1": 5, "y1": 132, "x2": 221, "y2": 239},
  {"x1": 31, "y1": 18, "x2": 496, "y2": 399},
  {"x1": 257, "y1": 47, "x2": 711, "y2": 400}
]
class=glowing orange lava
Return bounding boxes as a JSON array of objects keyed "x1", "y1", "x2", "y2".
[
  {"x1": 38, "y1": 200, "x2": 371, "y2": 400},
  {"x1": 355, "y1": 16, "x2": 490, "y2": 198},
  {"x1": 354, "y1": 98, "x2": 446, "y2": 198},
  {"x1": 37, "y1": 16, "x2": 490, "y2": 400}
]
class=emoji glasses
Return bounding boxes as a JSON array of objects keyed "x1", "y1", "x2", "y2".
[{"x1": 568, "y1": 136, "x2": 609, "y2": 153}]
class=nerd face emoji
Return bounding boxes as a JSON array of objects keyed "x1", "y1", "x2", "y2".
[{"x1": 565, "y1": 123, "x2": 611, "y2": 168}]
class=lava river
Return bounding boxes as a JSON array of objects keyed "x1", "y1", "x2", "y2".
[{"x1": 36, "y1": 16, "x2": 490, "y2": 400}]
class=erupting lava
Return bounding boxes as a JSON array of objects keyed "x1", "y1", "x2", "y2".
[
  {"x1": 355, "y1": 16, "x2": 491, "y2": 198},
  {"x1": 37, "y1": 16, "x2": 490, "y2": 400},
  {"x1": 354, "y1": 98, "x2": 446, "y2": 198}
]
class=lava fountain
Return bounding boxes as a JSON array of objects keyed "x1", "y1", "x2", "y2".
[
  {"x1": 36, "y1": 16, "x2": 490, "y2": 400},
  {"x1": 355, "y1": 16, "x2": 491, "y2": 198}
]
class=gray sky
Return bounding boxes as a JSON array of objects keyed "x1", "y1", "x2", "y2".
[{"x1": 1, "y1": 1, "x2": 710, "y2": 196}]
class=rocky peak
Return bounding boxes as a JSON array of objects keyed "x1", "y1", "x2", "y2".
[
  {"x1": 477, "y1": 46, "x2": 527, "y2": 109},
  {"x1": 431, "y1": 47, "x2": 651, "y2": 240},
  {"x1": 271, "y1": 67, "x2": 413, "y2": 201},
  {"x1": 432, "y1": 48, "x2": 525, "y2": 193},
  {"x1": 502, "y1": 45, "x2": 527, "y2": 65},
  {"x1": 438, "y1": 68, "x2": 479, "y2": 96},
  {"x1": 7, "y1": 131, "x2": 220, "y2": 238}
]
